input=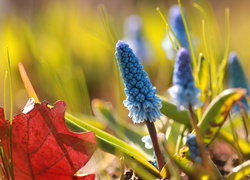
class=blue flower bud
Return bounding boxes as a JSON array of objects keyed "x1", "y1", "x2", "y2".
[
  {"x1": 186, "y1": 134, "x2": 208, "y2": 163},
  {"x1": 115, "y1": 41, "x2": 162, "y2": 123},
  {"x1": 168, "y1": 48, "x2": 202, "y2": 111},
  {"x1": 228, "y1": 52, "x2": 249, "y2": 112}
]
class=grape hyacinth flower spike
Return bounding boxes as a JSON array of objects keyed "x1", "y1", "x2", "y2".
[
  {"x1": 168, "y1": 48, "x2": 202, "y2": 111},
  {"x1": 228, "y1": 52, "x2": 250, "y2": 112},
  {"x1": 115, "y1": 40, "x2": 164, "y2": 170},
  {"x1": 115, "y1": 40, "x2": 162, "y2": 124},
  {"x1": 168, "y1": 48, "x2": 213, "y2": 172}
]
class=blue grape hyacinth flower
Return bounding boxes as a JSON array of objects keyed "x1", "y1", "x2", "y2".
[
  {"x1": 228, "y1": 52, "x2": 250, "y2": 112},
  {"x1": 115, "y1": 40, "x2": 162, "y2": 123},
  {"x1": 186, "y1": 134, "x2": 208, "y2": 163},
  {"x1": 162, "y1": 5, "x2": 190, "y2": 60},
  {"x1": 168, "y1": 48, "x2": 202, "y2": 111}
]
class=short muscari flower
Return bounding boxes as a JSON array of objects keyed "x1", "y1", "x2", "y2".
[
  {"x1": 228, "y1": 52, "x2": 250, "y2": 112},
  {"x1": 168, "y1": 48, "x2": 202, "y2": 111},
  {"x1": 115, "y1": 40, "x2": 162, "y2": 123},
  {"x1": 186, "y1": 134, "x2": 208, "y2": 163},
  {"x1": 123, "y1": 15, "x2": 150, "y2": 63},
  {"x1": 161, "y1": 5, "x2": 190, "y2": 60},
  {"x1": 141, "y1": 135, "x2": 153, "y2": 149}
]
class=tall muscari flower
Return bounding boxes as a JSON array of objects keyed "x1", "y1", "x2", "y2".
[
  {"x1": 115, "y1": 41, "x2": 162, "y2": 123},
  {"x1": 162, "y1": 5, "x2": 190, "y2": 60},
  {"x1": 168, "y1": 48, "x2": 202, "y2": 111},
  {"x1": 228, "y1": 52, "x2": 250, "y2": 112},
  {"x1": 186, "y1": 134, "x2": 208, "y2": 163}
]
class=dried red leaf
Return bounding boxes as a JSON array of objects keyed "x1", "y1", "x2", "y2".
[{"x1": 0, "y1": 100, "x2": 97, "y2": 180}]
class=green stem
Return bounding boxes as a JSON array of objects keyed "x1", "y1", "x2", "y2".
[
  {"x1": 178, "y1": 0, "x2": 197, "y2": 71},
  {"x1": 176, "y1": 125, "x2": 186, "y2": 153},
  {"x1": 166, "y1": 24, "x2": 178, "y2": 53},
  {"x1": 145, "y1": 120, "x2": 165, "y2": 171},
  {"x1": 3, "y1": 72, "x2": 10, "y2": 161},
  {"x1": 6, "y1": 47, "x2": 14, "y2": 180},
  {"x1": 0, "y1": 141, "x2": 10, "y2": 179},
  {"x1": 156, "y1": 8, "x2": 181, "y2": 49},
  {"x1": 217, "y1": 9, "x2": 230, "y2": 95},
  {"x1": 193, "y1": 3, "x2": 217, "y2": 99},
  {"x1": 188, "y1": 106, "x2": 214, "y2": 177}
]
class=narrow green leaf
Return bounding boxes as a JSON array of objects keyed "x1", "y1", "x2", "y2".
[
  {"x1": 197, "y1": 53, "x2": 209, "y2": 103},
  {"x1": 226, "y1": 160, "x2": 250, "y2": 180},
  {"x1": 91, "y1": 99, "x2": 150, "y2": 154},
  {"x1": 216, "y1": 9, "x2": 230, "y2": 95},
  {"x1": 67, "y1": 113, "x2": 106, "y2": 131},
  {"x1": 75, "y1": 68, "x2": 92, "y2": 115},
  {"x1": 159, "y1": 96, "x2": 191, "y2": 128},
  {"x1": 166, "y1": 121, "x2": 181, "y2": 151},
  {"x1": 6, "y1": 47, "x2": 14, "y2": 179},
  {"x1": 65, "y1": 113, "x2": 160, "y2": 177},
  {"x1": 197, "y1": 88, "x2": 246, "y2": 144}
]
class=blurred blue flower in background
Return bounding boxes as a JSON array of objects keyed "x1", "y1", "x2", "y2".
[
  {"x1": 115, "y1": 41, "x2": 162, "y2": 123},
  {"x1": 228, "y1": 52, "x2": 250, "y2": 112},
  {"x1": 168, "y1": 48, "x2": 202, "y2": 111},
  {"x1": 161, "y1": 5, "x2": 190, "y2": 60},
  {"x1": 123, "y1": 15, "x2": 150, "y2": 63}
]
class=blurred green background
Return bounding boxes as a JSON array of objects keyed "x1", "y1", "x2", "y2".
[{"x1": 1, "y1": 0, "x2": 250, "y2": 117}]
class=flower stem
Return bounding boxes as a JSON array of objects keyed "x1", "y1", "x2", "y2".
[
  {"x1": 145, "y1": 119, "x2": 165, "y2": 171},
  {"x1": 188, "y1": 106, "x2": 213, "y2": 176}
]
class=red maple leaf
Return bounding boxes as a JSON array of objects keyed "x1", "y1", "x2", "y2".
[{"x1": 0, "y1": 100, "x2": 97, "y2": 180}]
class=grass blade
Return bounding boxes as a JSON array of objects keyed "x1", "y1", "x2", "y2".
[
  {"x1": 65, "y1": 113, "x2": 160, "y2": 177},
  {"x1": 6, "y1": 47, "x2": 14, "y2": 179}
]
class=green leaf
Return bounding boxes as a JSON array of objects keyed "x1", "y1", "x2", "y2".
[
  {"x1": 166, "y1": 121, "x2": 181, "y2": 152},
  {"x1": 226, "y1": 160, "x2": 250, "y2": 180},
  {"x1": 91, "y1": 99, "x2": 151, "y2": 155},
  {"x1": 197, "y1": 88, "x2": 246, "y2": 144},
  {"x1": 197, "y1": 53, "x2": 209, "y2": 103},
  {"x1": 159, "y1": 96, "x2": 191, "y2": 128},
  {"x1": 64, "y1": 113, "x2": 160, "y2": 177},
  {"x1": 67, "y1": 113, "x2": 106, "y2": 131}
]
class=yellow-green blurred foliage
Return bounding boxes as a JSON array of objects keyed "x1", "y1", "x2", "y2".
[{"x1": 1, "y1": 0, "x2": 250, "y2": 117}]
